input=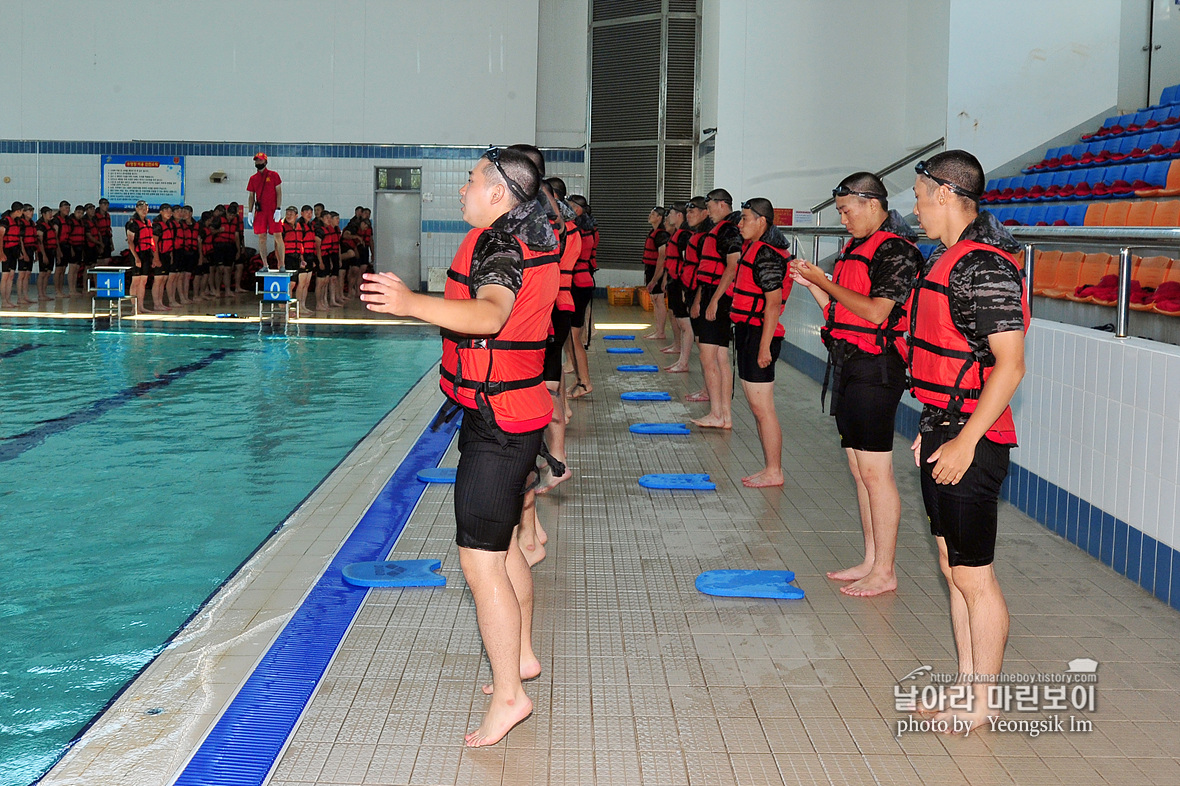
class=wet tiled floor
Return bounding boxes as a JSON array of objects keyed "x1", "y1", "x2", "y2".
[{"x1": 263, "y1": 316, "x2": 1180, "y2": 786}]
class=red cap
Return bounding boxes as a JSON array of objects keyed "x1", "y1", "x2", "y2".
[{"x1": 254, "y1": 152, "x2": 267, "y2": 162}]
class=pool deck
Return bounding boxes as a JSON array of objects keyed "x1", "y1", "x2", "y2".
[{"x1": 35, "y1": 304, "x2": 1180, "y2": 786}]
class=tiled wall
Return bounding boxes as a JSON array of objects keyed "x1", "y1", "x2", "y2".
[
  {"x1": 779, "y1": 286, "x2": 1180, "y2": 611},
  {"x1": 0, "y1": 141, "x2": 586, "y2": 287}
]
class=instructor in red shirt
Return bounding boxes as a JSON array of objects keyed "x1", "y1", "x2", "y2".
[{"x1": 246, "y1": 152, "x2": 284, "y2": 266}]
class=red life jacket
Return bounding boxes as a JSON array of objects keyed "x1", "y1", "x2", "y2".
[
  {"x1": 318, "y1": 225, "x2": 340, "y2": 255},
  {"x1": 555, "y1": 220, "x2": 581, "y2": 311},
  {"x1": 155, "y1": 217, "x2": 176, "y2": 253},
  {"x1": 908, "y1": 240, "x2": 1030, "y2": 445},
  {"x1": 695, "y1": 218, "x2": 735, "y2": 287},
  {"x1": 282, "y1": 221, "x2": 304, "y2": 255},
  {"x1": 679, "y1": 229, "x2": 705, "y2": 288},
  {"x1": 38, "y1": 218, "x2": 58, "y2": 250},
  {"x1": 1, "y1": 215, "x2": 21, "y2": 249},
  {"x1": 359, "y1": 224, "x2": 373, "y2": 247},
  {"x1": 822, "y1": 229, "x2": 913, "y2": 355},
  {"x1": 642, "y1": 228, "x2": 663, "y2": 268},
  {"x1": 572, "y1": 226, "x2": 597, "y2": 288},
  {"x1": 439, "y1": 227, "x2": 560, "y2": 433},
  {"x1": 727, "y1": 238, "x2": 794, "y2": 337},
  {"x1": 665, "y1": 228, "x2": 688, "y2": 281},
  {"x1": 21, "y1": 217, "x2": 37, "y2": 248},
  {"x1": 200, "y1": 224, "x2": 214, "y2": 254},
  {"x1": 94, "y1": 210, "x2": 112, "y2": 238},
  {"x1": 127, "y1": 217, "x2": 156, "y2": 254},
  {"x1": 84, "y1": 217, "x2": 99, "y2": 248},
  {"x1": 213, "y1": 217, "x2": 236, "y2": 245},
  {"x1": 68, "y1": 216, "x2": 86, "y2": 246},
  {"x1": 181, "y1": 220, "x2": 199, "y2": 251}
]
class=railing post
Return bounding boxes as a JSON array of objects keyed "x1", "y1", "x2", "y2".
[
  {"x1": 1115, "y1": 247, "x2": 1132, "y2": 339},
  {"x1": 813, "y1": 235, "x2": 821, "y2": 266},
  {"x1": 1023, "y1": 244, "x2": 1035, "y2": 319}
]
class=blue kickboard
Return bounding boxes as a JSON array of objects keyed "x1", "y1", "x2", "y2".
[
  {"x1": 630, "y1": 423, "x2": 691, "y2": 435},
  {"x1": 416, "y1": 467, "x2": 457, "y2": 483},
  {"x1": 639, "y1": 472, "x2": 716, "y2": 490},
  {"x1": 621, "y1": 391, "x2": 672, "y2": 401},
  {"x1": 342, "y1": 559, "x2": 447, "y2": 588},
  {"x1": 618, "y1": 364, "x2": 659, "y2": 372},
  {"x1": 603, "y1": 334, "x2": 636, "y2": 341},
  {"x1": 607, "y1": 347, "x2": 645, "y2": 354},
  {"x1": 695, "y1": 569, "x2": 804, "y2": 600}
]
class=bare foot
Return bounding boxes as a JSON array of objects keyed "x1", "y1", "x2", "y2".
[
  {"x1": 664, "y1": 363, "x2": 689, "y2": 372},
  {"x1": 465, "y1": 691, "x2": 533, "y2": 747},
  {"x1": 691, "y1": 415, "x2": 731, "y2": 429},
  {"x1": 481, "y1": 660, "x2": 542, "y2": 694},
  {"x1": 661, "y1": 345, "x2": 678, "y2": 354},
  {"x1": 19, "y1": 298, "x2": 35, "y2": 305},
  {"x1": 742, "y1": 470, "x2": 783, "y2": 487},
  {"x1": 569, "y1": 383, "x2": 592, "y2": 399},
  {"x1": 1, "y1": 301, "x2": 16, "y2": 309},
  {"x1": 643, "y1": 332, "x2": 666, "y2": 340},
  {"x1": 840, "y1": 571, "x2": 897, "y2": 597},
  {"x1": 684, "y1": 390, "x2": 710, "y2": 402},
  {"x1": 535, "y1": 464, "x2": 571, "y2": 495},
  {"x1": 826, "y1": 562, "x2": 872, "y2": 582}
]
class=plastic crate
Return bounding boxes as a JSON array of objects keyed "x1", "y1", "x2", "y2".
[
  {"x1": 637, "y1": 287, "x2": 654, "y2": 311},
  {"x1": 607, "y1": 286, "x2": 635, "y2": 306}
]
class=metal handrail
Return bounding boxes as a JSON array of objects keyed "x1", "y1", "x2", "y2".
[
  {"x1": 809, "y1": 136, "x2": 946, "y2": 214},
  {"x1": 781, "y1": 223, "x2": 1180, "y2": 340}
]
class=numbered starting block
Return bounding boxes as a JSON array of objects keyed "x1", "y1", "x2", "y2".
[
  {"x1": 88, "y1": 266, "x2": 134, "y2": 322},
  {"x1": 256, "y1": 269, "x2": 297, "y2": 322}
]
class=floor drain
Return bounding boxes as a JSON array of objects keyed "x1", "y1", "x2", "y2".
[{"x1": 146, "y1": 708, "x2": 164, "y2": 716}]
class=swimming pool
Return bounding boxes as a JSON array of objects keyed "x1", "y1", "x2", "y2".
[{"x1": 0, "y1": 322, "x2": 441, "y2": 786}]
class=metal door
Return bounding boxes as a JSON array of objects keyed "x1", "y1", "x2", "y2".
[
  {"x1": 374, "y1": 191, "x2": 421, "y2": 290},
  {"x1": 1150, "y1": 0, "x2": 1180, "y2": 103}
]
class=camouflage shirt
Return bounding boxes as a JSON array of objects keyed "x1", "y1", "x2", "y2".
[
  {"x1": 469, "y1": 198, "x2": 559, "y2": 297},
  {"x1": 918, "y1": 209, "x2": 1026, "y2": 433},
  {"x1": 749, "y1": 225, "x2": 793, "y2": 293}
]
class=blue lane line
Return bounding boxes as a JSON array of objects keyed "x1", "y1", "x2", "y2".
[
  {"x1": 0, "y1": 348, "x2": 239, "y2": 463},
  {"x1": 172, "y1": 408, "x2": 460, "y2": 786},
  {"x1": 0, "y1": 342, "x2": 41, "y2": 359}
]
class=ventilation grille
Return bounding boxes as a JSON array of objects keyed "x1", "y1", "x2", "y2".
[
  {"x1": 665, "y1": 146, "x2": 694, "y2": 203},
  {"x1": 591, "y1": 20, "x2": 661, "y2": 142},
  {"x1": 593, "y1": 0, "x2": 661, "y2": 22},
  {"x1": 666, "y1": 18, "x2": 697, "y2": 140},
  {"x1": 668, "y1": 0, "x2": 699, "y2": 13},
  {"x1": 590, "y1": 146, "x2": 658, "y2": 267}
]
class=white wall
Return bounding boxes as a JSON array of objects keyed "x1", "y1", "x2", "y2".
[
  {"x1": 536, "y1": 0, "x2": 588, "y2": 148},
  {"x1": 945, "y1": 0, "x2": 1122, "y2": 175},
  {"x1": 0, "y1": 0, "x2": 540, "y2": 145},
  {"x1": 705, "y1": 0, "x2": 948, "y2": 217}
]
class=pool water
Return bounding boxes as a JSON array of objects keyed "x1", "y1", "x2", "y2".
[{"x1": 0, "y1": 324, "x2": 441, "y2": 786}]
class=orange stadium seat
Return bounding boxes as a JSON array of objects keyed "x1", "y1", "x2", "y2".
[
  {"x1": 1040, "y1": 251, "x2": 1087, "y2": 298},
  {"x1": 1136, "y1": 159, "x2": 1180, "y2": 197},
  {"x1": 1083, "y1": 203, "x2": 1109, "y2": 225},
  {"x1": 1150, "y1": 200, "x2": 1180, "y2": 226},
  {"x1": 1130, "y1": 256, "x2": 1174, "y2": 310},
  {"x1": 1102, "y1": 201, "x2": 1133, "y2": 226},
  {"x1": 1031, "y1": 250, "x2": 1062, "y2": 295},
  {"x1": 1068, "y1": 254, "x2": 1117, "y2": 301},
  {"x1": 1124, "y1": 200, "x2": 1157, "y2": 225}
]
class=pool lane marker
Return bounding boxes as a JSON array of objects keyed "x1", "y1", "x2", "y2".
[
  {"x1": 0, "y1": 348, "x2": 240, "y2": 464},
  {"x1": 0, "y1": 342, "x2": 42, "y2": 359},
  {"x1": 171, "y1": 407, "x2": 460, "y2": 786}
]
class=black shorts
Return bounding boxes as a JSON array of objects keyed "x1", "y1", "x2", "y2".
[
  {"x1": 692, "y1": 287, "x2": 732, "y2": 347},
  {"x1": 130, "y1": 253, "x2": 150, "y2": 275},
  {"x1": 644, "y1": 264, "x2": 664, "y2": 295},
  {"x1": 157, "y1": 251, "x2": 174, "y2": 275},
  {"x1": 102, "y1": 235, "x2": 114, "y2": 258},
  {"x1": 544, "y1": 308, "x2": 573, "y2": 382},
  {"x1": 328, "y1": 252, "x2": 341, "y2": 275},
  {"x1": 454, "y1": 405, "x2": 545, "y2": 551},
  {"x1": 358, "y1": 246, "x2": 370, "y2": 269},
  {"x1": 2, "y1": 246, "x2": 21, "y2": 272},
  {"x1": 733, "y1": 321, "x2": 783, "y2": 383},
  {"x1": 282, "y1": 253, "x2": 305, "y2": 273},
  {"x1": 213, "y1": 243, "x2": 236, "y2": 267},
  {"x1": 84, "y1": 245, "x2": 98, "y2": 265},
  {"x1": 17, "y1": 251, "x2": 34, "y2": 272},
  {"x1": 833, "y1": 349, "x2": 908, "y2": 452},
  {"x1": 39, "y1": 250, "x2": 57, "y2": 272},
  {"x1": 921, "y1": 422, "x2": 1011, "y2": 568},
  {"x1": 570, "y1": 285, "x2": 593, "y2": 329},
  {"x1": 667, "y1": 279, "x2": 690, "y2": 319}
]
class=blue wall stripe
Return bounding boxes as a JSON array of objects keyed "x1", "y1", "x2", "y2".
[
  {"x1": 171, "y1": 410, "x2": 460, "y2": 786},
  {"x1": 779, "y1": 339, "x2": 1180, "y2": 612},
  {"x1": 0, "y1": 140, "x2": 585, "y2": 163},
  {"x1": 421, "y1": 219, "x2": 471, "y2": 234}
]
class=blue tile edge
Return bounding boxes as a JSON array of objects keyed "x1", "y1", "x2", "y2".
[
  {"x1": 0, "y1": 139, "x2": 585, "y2": 162},
  {"x1": 170, "y1": 410, "x2": 461, "y2": 786},
  {"x1": 779, "y1": 340, "x2": 1178, "y2": 611}
]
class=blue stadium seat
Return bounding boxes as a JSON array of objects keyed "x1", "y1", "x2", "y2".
[
  {"x1": 1044, "y1": 170, "x2": 1072, "y2": 199},
  {"x1": 1128, "y1": 131, "x2": 1160, "y2": 159},
  {"x1": 1041, "y1": 204, "x2": 1069, "y2": 225},
  {"x1": 1063, "y1": 204, "x2": 1090, "y2": 225},
  {"x1": 1091, "y1": 165, "x2": 1128, "y2": 198},
  {"x1": 1024, "y1": 205, "x2": 1048, "y2": 224},
  {"x1": 1137, "y1": 160, "x2": 1171, "y2": 189}
]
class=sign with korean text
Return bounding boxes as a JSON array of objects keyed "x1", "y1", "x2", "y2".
[{"x1": 101, "y1": 155, "x2": 185, "y2": 210}]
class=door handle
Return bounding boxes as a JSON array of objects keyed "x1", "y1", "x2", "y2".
[{"x1": 1155, "y1": 44, "x2": 1163, "y2": 51}]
